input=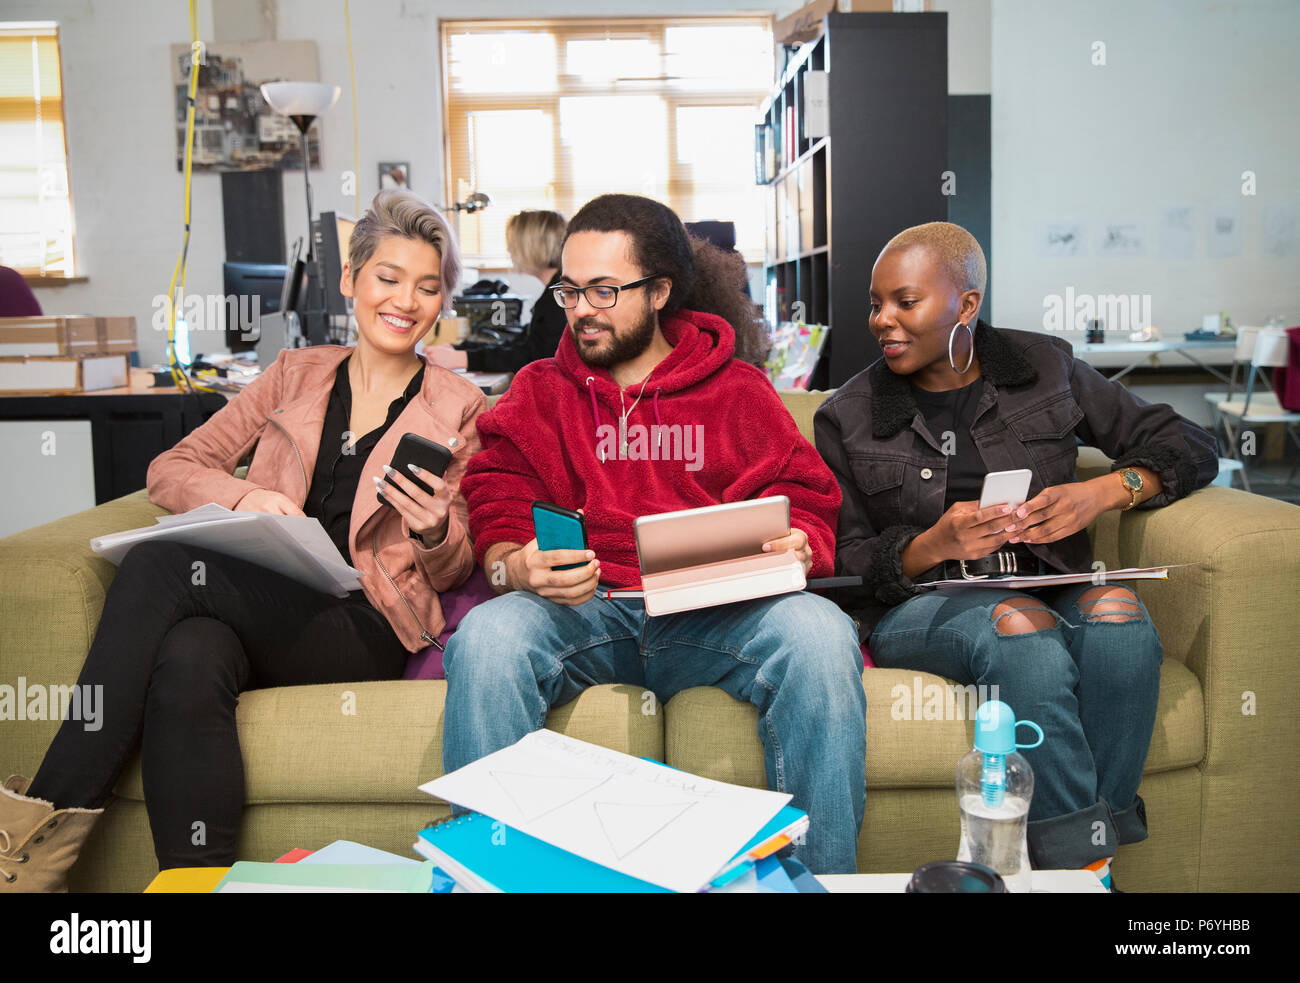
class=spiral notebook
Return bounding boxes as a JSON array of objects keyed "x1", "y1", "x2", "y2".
[{"x1": 414, "y1": 803, "x2": 808, "y2": 894}]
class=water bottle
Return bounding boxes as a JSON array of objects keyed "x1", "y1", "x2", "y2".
[{"x1": 955, "y1": 700, "x2": 1044, "y2": 893}]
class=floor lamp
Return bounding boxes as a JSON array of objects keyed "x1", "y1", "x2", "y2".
[{"x1": 260, "y1": 81, "x2": 341, "y2": 345}]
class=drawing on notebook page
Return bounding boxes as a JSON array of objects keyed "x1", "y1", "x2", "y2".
[
  {"x1": 489, "y1": 770, "x2": 611, "y2": 822},
  {"x1": 593, "y1": 799, "x2": 698, "y2": 858}
]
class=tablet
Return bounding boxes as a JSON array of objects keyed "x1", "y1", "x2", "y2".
[
  {"x1": 633, "y1": 497, "x2": 804, "y2": 616},
  {"x1": 634, "y1": 496, "x2": 791, "y2": 575}
]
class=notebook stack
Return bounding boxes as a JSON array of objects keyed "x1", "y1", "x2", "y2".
[{"x1": 413, "y1": 729, "x2": 813, "y2": 893}]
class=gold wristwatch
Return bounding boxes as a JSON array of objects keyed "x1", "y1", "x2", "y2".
[{"x1": 1120, "y1": 469, "x2": 1143, "y2": 511}]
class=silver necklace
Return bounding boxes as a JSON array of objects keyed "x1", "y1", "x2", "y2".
[{"x1": 618, "y1": 371, "x2": 655, "y2": 457}]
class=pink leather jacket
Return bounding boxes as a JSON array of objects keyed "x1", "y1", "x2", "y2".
[{"x1": 146, "y1": 345, "x2": 486, "y2": 652}]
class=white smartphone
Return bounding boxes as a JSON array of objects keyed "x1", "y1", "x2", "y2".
[{"x1": 979, "y1": 469, "x2": 1033, "y2": 509}]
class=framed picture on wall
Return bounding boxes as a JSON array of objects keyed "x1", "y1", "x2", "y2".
[
  {"x1": 169, "y1": 40, "x2": 324, "y2": 173},
  {"x1": 379, "y1": 162, "x2": 410, "y2": 190}
]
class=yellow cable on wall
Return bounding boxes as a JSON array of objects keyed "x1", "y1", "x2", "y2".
[
  {"x1": 345, "y1": 0, "x2": 360, "y2": 208},
  {"x1": 161, "y1": 0, "x2": 213, "y2": 393}
]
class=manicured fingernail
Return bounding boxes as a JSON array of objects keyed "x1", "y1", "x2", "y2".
[
  {"x1": 372, "y1": 475, "x2": 384, "y2": 486},
  {"x1": 763, "y1": 543, "x2": 771, "y2": 551},
  {"x1": 1005, "y1": 524, "x2": 1016, "y2": 532},
  {"x1": 586, "y1": 550, "x2": 595, "y2": 559},
  {"x1": 382, "y1": 465, "x2": 396, "y2": 477},
  {"x1": 1016, "y1": 508, "x2": 1026, "y2": 518},
  {"x1": 407, "y1": 463, "x2": 423, "y2": 475},
  {"x1": 1002, "y1": 506, "x2": 1013, "y2": 514}
]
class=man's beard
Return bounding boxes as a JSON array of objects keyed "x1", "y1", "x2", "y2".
[{"x1": 573, "y1": 299, "x2": 657, "y2": 369}]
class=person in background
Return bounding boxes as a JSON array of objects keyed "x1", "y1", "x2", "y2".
[
  {"x1": 0, "y1": 190, "x2": 483, "y2": 891},
  {"x1": 426, "y1": 209, "x2": 569, "y2": 374},
  {"x1": 0, "y1": 265, "x2": 42, "y2": 316},
  {"x1": 814, "y1": 221, "x2": 1218, "y2": 890}
]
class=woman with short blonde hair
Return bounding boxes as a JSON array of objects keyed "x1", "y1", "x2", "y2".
[
  {"x1": 427, "y1": 208, "x2": 570, "y2": 373},
  {"x1": 505, "y1": 209, "x2": 566, "y2": 271}
]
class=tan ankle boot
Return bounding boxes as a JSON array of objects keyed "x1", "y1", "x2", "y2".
[{"x1": 0, "y1": 775, "x2": 104, "y2": 893}]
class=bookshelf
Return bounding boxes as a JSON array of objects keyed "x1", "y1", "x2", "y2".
[{"x1": 756, "y1": 12, "x2": 948, "y2": 387}]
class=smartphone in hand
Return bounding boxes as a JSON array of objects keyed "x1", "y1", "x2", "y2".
[
  {"x1": 979, "y1": 468, "x2": 1033, "y2": 510},
  {"x1": 531, "y1": 501, "x2": 588, "y2": 570},
  {"x1": 380, "y1": 433, "x2": 453, "y2": 503}
]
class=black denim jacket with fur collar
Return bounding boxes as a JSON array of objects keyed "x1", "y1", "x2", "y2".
[{"x1": 813, "y1": 320, "x2": 1220, "y2": 642}]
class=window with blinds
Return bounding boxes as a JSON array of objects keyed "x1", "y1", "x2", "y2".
[
  {"x1": 442, "y1": 18, "x2": 773, "y2": 268},
  {"x1": 0, "y1": 23, "x2": 75, "y2": 277}
]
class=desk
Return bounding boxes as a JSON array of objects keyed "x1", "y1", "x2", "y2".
[
  {"x1": 1074, "y1": 339, "x2": 1237, "y2": 383},
  {"x1": 0, "y1": 377, "x2": 229, "y2": 505}
]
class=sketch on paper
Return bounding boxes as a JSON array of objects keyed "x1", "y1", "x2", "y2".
[
  {"x1": 593, "y1": 799, "x2": 697, "y2": 858},
  {"x1": 490, "y1": 770, "x2": 610, "y2": 822},
  {"x1": 1207, "y1": 204, "x2": 1243, "y2": 259},
  {"x1": 1039, "y1": 222, "x2": 1086, "y2": 258},
  {"x1": 1158, "y1": 206, "x2": 1196, "y2": 260},
  {"x1": 1262, "y1": 205, "x2": 1298, "y2": 258},
  {"x1": 1098, "y1": 222, "x2": 1145, "y2": 257}
]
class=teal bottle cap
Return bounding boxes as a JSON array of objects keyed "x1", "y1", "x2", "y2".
[{"x1": 974, "y1": 700, "x2": 1044, "y2": 755}]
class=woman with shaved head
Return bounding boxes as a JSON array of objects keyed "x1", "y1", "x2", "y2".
[{"x1": 814, "y1": 221, "x2": 1218, "y2": 888}]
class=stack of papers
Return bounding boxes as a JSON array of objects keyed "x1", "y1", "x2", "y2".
[
  {"x1": 416, "y1": 729, "x2": 806, "y2": 893},
  {"x1": 214, "y1": 840, "x2": 457, "y2": 893},
  {"x1": 920, "y1": 565, "x2": 1173, "y2": 591},
  {"x1": 90, "y1": 502, "x2": 362, "y2": 597}
]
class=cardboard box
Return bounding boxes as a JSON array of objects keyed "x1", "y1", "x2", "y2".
[
  {"x1": 776, "y1": 0, "x2": 837, "y2": 46},
  {"x1": 0, "y1": 315, "x2": 138, "y2": 358},
  {"x1": 776, "y1": 0, "x2": 930, "y2": 44},
  {"x1": 0, "y1": 354, "x2": 131, "y2": 395}
]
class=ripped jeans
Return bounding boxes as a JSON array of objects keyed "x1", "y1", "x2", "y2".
[{"x1": 868, "y1": 582, "x2": 1161, "y2": 869}]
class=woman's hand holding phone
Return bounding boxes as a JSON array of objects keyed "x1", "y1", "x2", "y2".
[
  {"x1": 375, "y1": 465, "x2": 454, "y2": 547},
  {"x1": 902, "y1": 501, "x2": 1015, "y2": 577},
  {"x1": 1006, "y1": 480, "x2": 1113, "y2": 545},
  {"x1": 236, "y1": 488, "x2": 306, "y2": 516},
  {"x1": 505, "y1": 538, "x2": 600, "y2": 605}
]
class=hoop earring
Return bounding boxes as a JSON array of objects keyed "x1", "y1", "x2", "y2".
[{"x1": 948, "y1": 321, "x2": 975, "y2": 374}]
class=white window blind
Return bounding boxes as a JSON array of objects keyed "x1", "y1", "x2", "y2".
[
  {"x1": 0, "y1": 23, "x2": 75, "y2": 277},
  {"x1": 442, "y1": 18, "x2": 773, "y2": 267}
]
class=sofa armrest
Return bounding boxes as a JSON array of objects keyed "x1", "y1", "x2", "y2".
[
  {"x1": 1089, "y1": 483, "x2": 1300, "y2": 889},
  {"x1": 0, "y1": 489, "x2": 165, "y2": 776}
]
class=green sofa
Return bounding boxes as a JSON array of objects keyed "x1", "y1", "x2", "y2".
[{"x1": 2, "y1": 391, "x2": 1297, "y2": 892}]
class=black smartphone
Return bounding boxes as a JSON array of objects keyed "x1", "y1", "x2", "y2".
[
  {"x1": 531, "y1": 501, "x2": 588, "y2": 571},
  {"x1": 380, "y1": 433, "x2": 453, "y2": 503}
]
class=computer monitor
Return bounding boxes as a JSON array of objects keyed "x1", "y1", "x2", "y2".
[
  {"x1": 223, "y1": 261, "x2": 288, "y2": 352},
  {"x1": 313, "y1": 211, "x2": 356, "y2": 318}
]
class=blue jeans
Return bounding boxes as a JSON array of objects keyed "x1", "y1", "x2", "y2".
[
  {"x1": 442, "y1": 589, "x2": 867, "y2": 874},
  {"x1": 868, "y1": 582, "x2": 1161, "y2": 869}
]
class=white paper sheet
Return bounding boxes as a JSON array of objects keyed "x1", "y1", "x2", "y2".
[
  {"x1": 420, "y1": 729, "x2": 790, "y2": 893},
  {"x1": 298, "y1": 840, "x2": 420, "y2": 867},
  {"x1": 90, "y1": 503, "x2": 361, "y2": 597}
]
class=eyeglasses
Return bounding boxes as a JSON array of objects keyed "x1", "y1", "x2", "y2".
[{"x1": 552, "y1": 274, "x2": 661, "y2": 310}]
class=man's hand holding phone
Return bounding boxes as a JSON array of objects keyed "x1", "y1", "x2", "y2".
[{"x1": 504, "y1": 539, "x2": 600, "y2": 605}]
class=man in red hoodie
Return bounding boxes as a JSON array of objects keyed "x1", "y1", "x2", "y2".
[{"x1": 446, "y1": 195, "x2": 866, "y2": 874}]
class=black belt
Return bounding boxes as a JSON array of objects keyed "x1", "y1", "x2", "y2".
[{"x1": 933, "y1": 549, "x2": 1044, "y2": 582}]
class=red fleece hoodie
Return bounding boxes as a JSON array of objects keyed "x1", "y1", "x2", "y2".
[{"x1": 462, "y1": 308, "x2": 841, "y2": 586}]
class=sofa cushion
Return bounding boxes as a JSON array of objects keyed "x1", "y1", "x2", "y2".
[
  {"x1": 664, "y1": 661, "x2": 1205, "y2": 790},
  {"x1": 113, "y1": 680, "x2": 664, "y2": 804}
]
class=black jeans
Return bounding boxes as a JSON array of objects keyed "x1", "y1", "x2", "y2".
[{"x1": 28, "y1": 540, "x2": 408, "y2": 869}]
